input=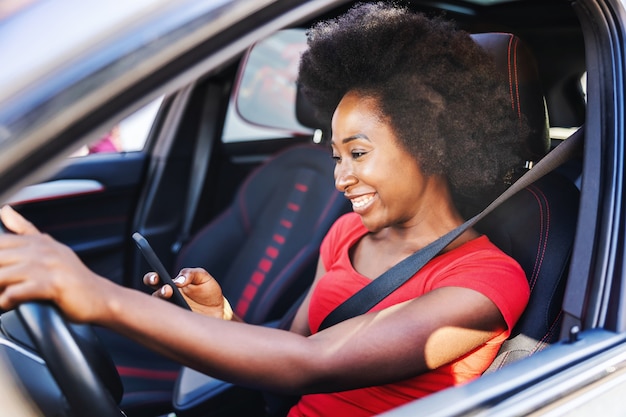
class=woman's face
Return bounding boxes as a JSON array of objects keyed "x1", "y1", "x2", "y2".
[{"x1": 331, "y1": 91, "x2": 429, "y2": 232}]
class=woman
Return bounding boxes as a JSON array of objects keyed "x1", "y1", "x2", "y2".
[{"x1": 0, "y1": 3, "x2": 529, "y2": 416}]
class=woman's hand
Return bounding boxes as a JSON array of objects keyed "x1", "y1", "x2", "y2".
[
  {"x1": 143, "y1": 267, "x2": 233, "y2": 320},
  {"x1": 0, "y1": 205, "x2": 115, "y2": 323}
]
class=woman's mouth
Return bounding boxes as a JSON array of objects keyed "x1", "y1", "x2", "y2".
[{"x1": 350, "y1": 194, "x2": 376, "y2": 211}]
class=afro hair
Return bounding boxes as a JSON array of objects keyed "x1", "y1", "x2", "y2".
[{"x1": 298, "y1": 2, "x2": 528, "y2": 207}]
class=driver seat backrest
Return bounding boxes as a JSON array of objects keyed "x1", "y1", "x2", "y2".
[
  {"x1": 174, "y1": 144, "x2": 350, "y2": 324},
  {"x1": 478, "y1": 172, "x2": 579, "y2": 372},
  {"x1": 117, "y1": 144, "x2": 350, "y2": 415},
  {"x1": 469, "y1": 33, "x2": 580, "y2": 371}
]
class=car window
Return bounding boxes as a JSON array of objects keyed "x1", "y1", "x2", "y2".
[
  {"x1": 73, "y1": 97, "x2": 163, "y2": 156},
  {"x1": 226, "y1": 29, "x2": 587, "y2": 145},
  {"x1": 222, "y1": 29, "x2": 313, "y2": 143},
  {"x1": 549, "y1": 73, "x2": 586, "y2": 140}
]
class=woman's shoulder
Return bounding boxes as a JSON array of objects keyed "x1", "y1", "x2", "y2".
[
  {"x1": 440, "y1": 235, "x2": 527, "y2": 285},
  {"x1": 431, "y1": 235, "x2": 530, "y2": 330}
]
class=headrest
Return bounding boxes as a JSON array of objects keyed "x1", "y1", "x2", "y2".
[
  {"x1": 296, "y1": 32, "x2": 550, "y2": 160},
  {"x1": 296, "y1": 86, "x2": 322, "y2": 135},
  {"x1": 471, "y1": 33, "x2": 550, "y2": 160}
]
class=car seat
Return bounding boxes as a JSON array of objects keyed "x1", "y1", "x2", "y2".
[
  {"x1": 468, "y1": 33, "x2": 581, "y2": 371},
  {"x1": 116, "y1": 107, "x2": 350, "y2": 416},
  {"x1": 173, "y1": 144, "x2": 350, "y2": 323}
]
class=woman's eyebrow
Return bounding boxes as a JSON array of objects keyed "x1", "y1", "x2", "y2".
[{"x1": 335, "y1": 133, "x2": 370, "y2": 144}]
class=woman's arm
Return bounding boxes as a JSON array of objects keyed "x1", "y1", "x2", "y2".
[
  {"x1": 0, "y1": 205, "x2": 505, "y2": 395},
  {"x1": 103, "y1": 283, "x2": 504, "y2": 394}
]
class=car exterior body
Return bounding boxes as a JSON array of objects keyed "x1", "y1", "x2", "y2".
[{"x1": 1, "y1": 0, "x2": 626, "y2": 416}]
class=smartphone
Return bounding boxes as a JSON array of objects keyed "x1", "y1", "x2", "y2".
[{"x1": 132, "y1": 232, "x2": 191, "y2": 310}]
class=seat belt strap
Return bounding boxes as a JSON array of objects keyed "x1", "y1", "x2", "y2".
[
  {"x1": 172, "y1": 84, "x2": 221, "y2": 254},
  {"x1": 319, "y1": 128, "x2": 583, "y2": 331}
]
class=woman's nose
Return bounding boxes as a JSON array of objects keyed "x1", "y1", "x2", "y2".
[{"x1": 334, "y1": 163, "x2": 357, "y2": 192}]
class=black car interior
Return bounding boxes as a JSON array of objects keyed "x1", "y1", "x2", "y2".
[
  {"x1": 0, "y1": 2, "x2": 587, "y2": 417},
  {"x1": 462, "y1": 33, "x2": 581, "y2": 371},
  {"x1": 116, "y1": 29, "x2": 582, "y2": 417}
]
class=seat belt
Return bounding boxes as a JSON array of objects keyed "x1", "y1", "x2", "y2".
[
  {"x1": 171, "y1": 84, "x2": 221, "y2": 254},
  {"x1": 319, "y1": 128, "x2": 583, "y2": 331}
]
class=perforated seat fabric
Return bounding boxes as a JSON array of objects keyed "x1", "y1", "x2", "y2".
[{"x1": 174, "y1": 144, "x2": 350, "y2": 324}]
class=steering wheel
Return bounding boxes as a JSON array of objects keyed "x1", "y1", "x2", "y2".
[
  {"x1": 0, "y1": 218, "x2": 123, "y2": 416},
  {"x1": 15, "y1": 302, "x2": 124, "y2": 417}
]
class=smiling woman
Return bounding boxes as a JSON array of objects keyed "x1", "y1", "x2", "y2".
[
  {"x1": 5, "y1": 0, "x2": 622, "y2": 414},
  {"x1": 0, "y1": 3, "x2": 532, "y2": 417},
  {"x1": 289, "y1": 12, "x2": 533, "y2": 404},
  {"x1": 329, "y1": 93, "x2": 434, "y2": 233},
  {"x1": 299, "y1": 4, "x2": 529, "y2": 208}
]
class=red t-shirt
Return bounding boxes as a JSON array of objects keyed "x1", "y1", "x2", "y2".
[{"x1": 289, "y1": 213, "x2": 529, "y2": 417}]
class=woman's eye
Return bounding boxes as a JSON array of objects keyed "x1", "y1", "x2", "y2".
[{"x1": 331, "y1": 150, "x2": 367, "y2": 163}]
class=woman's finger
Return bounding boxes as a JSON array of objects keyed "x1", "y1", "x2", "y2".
[
  {"x1": 0, "y1": 279, "x2": 48, "y2": 311},
  {"x1": 143, "y1": 272, "x2": 161, "y2": 288},
  {"x1": 177, "y1": 267, "x2": 215, "y2": 286},
  {"x1": 150, "y1": 284, "x2": 173, "y2": 299},
  {"x1": 0, "y1": 206, "x2": 40, "y2": 235}
]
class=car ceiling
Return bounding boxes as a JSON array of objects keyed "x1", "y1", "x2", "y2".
[
  {"x1": 0, "y1": 0, "x2": 585, "y2": 203},
  {"x1": 425, "y1": 0, "x2": 585, "y2": 128},
  {"x1": 307, "y1": 0, "x2": 585, "y2": 129}
]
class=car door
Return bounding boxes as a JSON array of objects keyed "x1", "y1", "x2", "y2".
[{"x1": 3, "y1": 98, "x2": 164, "y2": 287}]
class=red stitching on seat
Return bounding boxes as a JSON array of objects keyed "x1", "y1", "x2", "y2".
[
  {"x1": 116, "y1": 366, "x2": 179, "y2": 380},
  {"x1": 512, "y1": 37, "x2": 522, "y2": 122},
  {"x1": 526, "y1": 185, "x2": 550, "y2": 291},
  {"x1": 532, "y1": 310, "x2": 563, "y2": 355},
  {"x1": 251, "y1": 271, "x2": 265, "y2": 285},
  {"x1": 236, "y1": 298, "x2": 250, "y2": 316},
  {"x1": 507, "y1": 34, "x2": 515, "y2": 111},
  {"x1": 259, "y1": 258, "x2": 273, "y2": 272},
  {"x1": 243, "y1": 284, "x2": 258, "y2": 301},
  {"x1": 506, "y1": 34, "x2": 523, "y2": 123}
]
